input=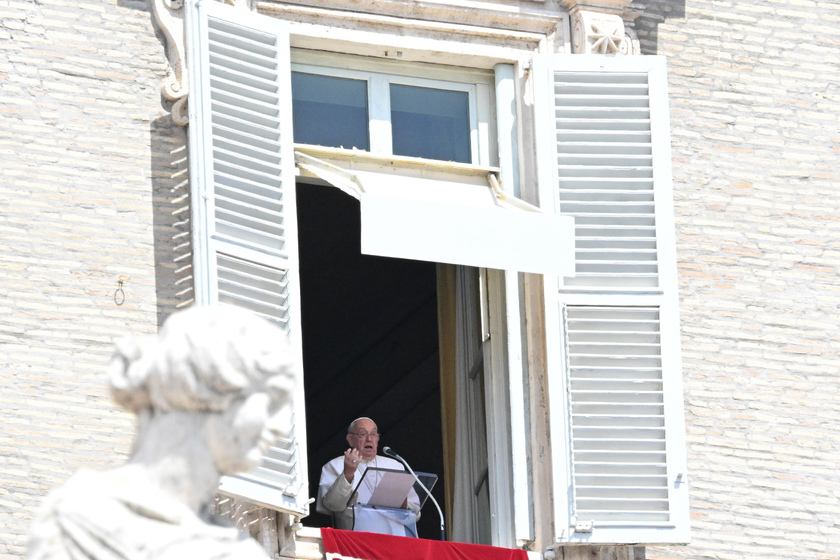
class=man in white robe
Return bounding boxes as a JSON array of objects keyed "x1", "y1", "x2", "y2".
[{"x1": 317, "y1": 417, "x2": 420, "y2": 536}]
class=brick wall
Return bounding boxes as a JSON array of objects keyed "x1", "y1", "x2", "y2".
[
  {"x1": 0, "y1": 0, "x2": 187, "y2": 556},
  {"x1": 634, "y1": 1, "x2": 840, "y2": 559}
]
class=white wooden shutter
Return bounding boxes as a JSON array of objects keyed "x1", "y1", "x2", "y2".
[
  {"x1": 185, "y1": 0, "x2": 309, "y2": 516},
  {"x1": 534, "y1": 55, "x2": 689, "y2": 544}
]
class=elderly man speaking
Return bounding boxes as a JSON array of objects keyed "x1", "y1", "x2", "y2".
[{"x1": 316, "y1": 417, "x2": 420, "y2": 536}]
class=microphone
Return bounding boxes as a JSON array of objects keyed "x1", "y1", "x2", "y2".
[{"x1": 383, "y1": 446, "x2": 445, "y2": 541}]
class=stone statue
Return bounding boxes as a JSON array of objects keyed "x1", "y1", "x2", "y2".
[{"x1": 27, "y1": 306, "x2": 296, "y2": 560}]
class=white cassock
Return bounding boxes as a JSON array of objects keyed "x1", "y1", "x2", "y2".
[{"x1": 316, "y1": 455, "x2": 421, "y2": 536}]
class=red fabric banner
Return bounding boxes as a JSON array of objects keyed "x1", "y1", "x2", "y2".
[{"x1": 321, "y1": 528, "x2": 529, "y2": 560}]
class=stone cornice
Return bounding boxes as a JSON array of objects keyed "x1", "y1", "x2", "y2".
[
  {"x1": 260, "y1": 0, "x2": 569, "y2": 35},
  {"x1": 559, "y1": 0, "x2": 643, "y2": 23},
  {"x1": 559, "y1": 0, "x2": 633, "y2": 12},
  {"x1": 259, "y1": 2, "x2": 565, "y2": 62}
]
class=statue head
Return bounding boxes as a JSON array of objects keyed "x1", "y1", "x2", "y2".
[{"x1": 107, "y1": 305, "x2": 297, "y2": 474}]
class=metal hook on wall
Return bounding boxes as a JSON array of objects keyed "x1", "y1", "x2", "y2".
[{"x1": 114, "y1": 276, "x2": 130, "y2": 306}]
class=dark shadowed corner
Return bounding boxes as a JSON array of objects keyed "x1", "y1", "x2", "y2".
[
  {"x1": 150, "y1": 112, "x2": 194, "y2": 327},
  {"x1": 632, "y1": 0, "x2": 687, "y2": 55}
]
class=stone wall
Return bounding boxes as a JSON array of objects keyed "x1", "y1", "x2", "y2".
[
  {"x1": 0, "y1": 0, "x2": 185, "y2": 556},
  {"x1": 634, "y1": 1, "x2": 840, "y2": 559}
]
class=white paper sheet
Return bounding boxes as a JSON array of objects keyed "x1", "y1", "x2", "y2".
[{"x1": 366, "y1": 471, "x2": 416, "y2": 508}]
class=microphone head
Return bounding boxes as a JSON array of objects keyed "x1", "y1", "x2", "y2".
[{"x1": 382, "y1": 446, "x2": 395, "y2": 457}]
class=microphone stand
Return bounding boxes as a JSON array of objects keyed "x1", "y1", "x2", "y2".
[{"x1": 383, "y1": 446, "x2": 445, "y2": 541}]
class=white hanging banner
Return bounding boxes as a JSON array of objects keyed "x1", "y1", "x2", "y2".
[{"x1": 360, "y1": 192, "x2": 574, "y2": 276}]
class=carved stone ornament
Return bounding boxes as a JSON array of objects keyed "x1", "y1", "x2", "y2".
[
  {"x1": 570, "y1": 10, "x2": 639, "y2": 55},
  {"x1": 151, "y1": 0, "x2": 188, "y2": 111},
  {"x1": 151, "y1": 0, "x2": 257, "y2": 126}
]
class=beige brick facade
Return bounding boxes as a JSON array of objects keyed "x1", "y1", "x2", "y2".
[
  {"x1": 0, "y1": 0, "x2": 187, "y2": 556},
  {"x1": 634, "y1": 1, "x2": 840, "y2": 559},
  {"x1": 1, "y1": 0, "x2": 838, "y2": 558}
]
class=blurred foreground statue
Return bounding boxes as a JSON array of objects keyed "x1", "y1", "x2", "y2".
[{"x1": 27, "y1": 306, "x2": 296, "y2": 560}]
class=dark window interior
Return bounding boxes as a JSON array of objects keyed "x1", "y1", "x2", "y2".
[{"x1": 296, "y1": 181, "x2": 446, "y2": 539}]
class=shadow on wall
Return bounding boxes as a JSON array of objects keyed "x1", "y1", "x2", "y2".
[
  {"x1": 119, "y1": 0, "x2": 193, "y2": 325},
  {"x1": 632, "y1": 0, "x2": 686, "y2": 55},
  {"x1": 150, "y1": 113, "x2": 194, "y2": 327}
]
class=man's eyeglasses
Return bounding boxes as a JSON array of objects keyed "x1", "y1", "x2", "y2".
[{"x1": 351, "y1": 431, "x2": 380, "y2": 440}]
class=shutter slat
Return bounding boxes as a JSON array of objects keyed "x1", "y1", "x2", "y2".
[
  {"x1": 557, "y1": 130, "x2": 651, "y2": 142},
  {"x1": 574, "y1": 463, "x2": 667, "y2": 475},
  {"x1": 207, "y1": 28, "x2": 277, "y2": 54},
  {"x1": 216, "y1": 196, "x2": 284, "y2": 225},
  {"x1": 574, "y1": 427, "x2": 665, "y2": 438},
  {"x1": 576, "y1": 501, "x2": 668, "y2": 513},
  {"x1": 574, "y1": 439, "x2": 667, "y2": 451},
  {"x1": 573, "y1": 416, "x2": 665, "y2": 428},
  {"x1": 212, "y1": 76, "x2": 281, "y2": 107},
  {"x1": 214, "y1": 123, "x2": 281, "y2": 153},
  {"x1": 561, "y1": 179, "x2": 653, "y2": 189},
  {"x1": 216, "y1": 170, "x2": 283, "y2": 200},
  {"x1": 215, "y1": 217, "x2": 286, "y2": 254},
  {"x1": 209, "y1": 40, "x2": 279, "y2": 72},
  {"x1": 212, "y1": 109, "x2": 282, "y2": 142},
  {"x1": 214, "y1": 148, "x2": 284, "y2": 181},
  {"x1": 557, "y1": 142, "x2": 652, "y2": 155},
  {"x1": 573, "y1": 372, "x2": 663, "y2": 382},
  {"x1": 558, "y1": 155, "x2": 652, "y2": 166},
  {"x1": 216, "y1": 182, "x2": 284, "y2": 212},
  {"x1": 216, "y1": 252, "x2": 290, "y2": 326},
  {"x1": 557, "y1": 118, "x2": 651, "y2": 131},
  {"x1": 210, "y1": 65, "x2": 279, "y2": 96},
  {"x1": 210, "y1": 49, "x2": 280, "y2": 83},
  {"x1": 212, "y1": 97, "x2": 281, "y2": 132},
  {"x1": 560, "y1": 167, "x2": 653, "y2": 179},
  {"x1": 574, "y1": 512, "x2": 671, "y2": 523}
]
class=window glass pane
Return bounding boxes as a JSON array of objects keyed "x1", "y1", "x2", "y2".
[
  {"x1": 292, "y1": 72, "x2": 370, "y2": 151},
  {"x1": 390, "y1": 84, "x2": 471, "y2": 164}
]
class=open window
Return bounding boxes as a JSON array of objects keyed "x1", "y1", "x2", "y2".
[
  {"x1": 184, "y1": 0, "x2": 688, "y2": 548},
  {"x1": 184, "y1": 0, "x2": 570, "y2": 521}
]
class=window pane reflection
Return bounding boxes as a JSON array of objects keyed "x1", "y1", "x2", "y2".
[
  {"x1": 292, "y1": 72, "x2": 370, "y2": 151},
  {"x1": 390, "y1": 84, "x2": 471, "y2": 164}
]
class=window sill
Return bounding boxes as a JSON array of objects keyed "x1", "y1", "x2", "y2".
[{"x1": 294, "y1": 144, "x2": 500, "y2": 179}]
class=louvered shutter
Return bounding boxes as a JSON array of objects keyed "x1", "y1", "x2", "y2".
[
  {"x1": 534, "y1": 55, "x2": 689, "y2": 544},
  {"x1": 185, "y1": 0, "x2": 309, "y2": 516}
]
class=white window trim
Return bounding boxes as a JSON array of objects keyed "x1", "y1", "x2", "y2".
[{"x1": 291, "y1": 55, "x2": 495, "y2": 166}]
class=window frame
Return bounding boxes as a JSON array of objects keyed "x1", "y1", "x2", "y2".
[{"x1": 291, "y1": 51, "x2": 496, "y2": 167}]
